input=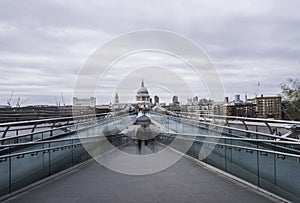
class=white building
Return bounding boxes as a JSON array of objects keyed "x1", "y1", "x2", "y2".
[{"x1": 73, "y1": 97, "x2": 96, "y2": 107}]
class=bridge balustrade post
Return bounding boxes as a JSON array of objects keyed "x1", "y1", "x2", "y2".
[
  {"x1": 264, "y1": 122, "x2": 273, "y2": 135},
  {"x1": 2, "y1": 126, "x2": 10, "y2": 138},
  {"x1": 8, "y1": 146, "x2": 12, "y2": 194},
  {"x1": 31, "y1": 123, "x2": 38, "y2": 133}
]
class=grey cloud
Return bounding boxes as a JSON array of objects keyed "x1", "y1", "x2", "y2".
[{"x1": 0, "y1": 0, "x2": 299, "y2": 104}]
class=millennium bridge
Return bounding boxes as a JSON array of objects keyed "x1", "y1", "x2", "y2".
[{"x1": 0, "y1": 111, "x2": 300, "y2": 202}]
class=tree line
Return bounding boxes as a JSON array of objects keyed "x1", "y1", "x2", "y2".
[{"x1": 281, "y1": 78, "x2": 300, "y2": 121}]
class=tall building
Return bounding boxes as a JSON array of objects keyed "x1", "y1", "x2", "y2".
[
  {"x1": 234, "y1": 94, "x2": 241, "y2": 102},
  {"x1": 253, "y1": 95, "x2": 282, "y2": 119},
  {"x1": 154, "y1": 95, "x2": 159, "y2": 105},
  {"x1": 114, "y1": 93, "x2": 119, "y2": 104},
  {"x1": 168, "y1": 95, "x2": 180, "y2": 112},
  {"x1": 192, "y1": 96, "x2": 198, "y2": 105},
  {"x1": 172, "y1": 95, "x2": 179, "y2": 104},
  {"x1": 224, "y1": 97, "x2": 229, "y2": 103}
]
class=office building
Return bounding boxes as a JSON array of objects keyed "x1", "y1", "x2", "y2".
[{"x1": 252, "y1": 95, "x2": 282, "y2": 119}]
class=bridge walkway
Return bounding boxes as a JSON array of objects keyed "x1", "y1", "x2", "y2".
[{"x1": 4, "y1": 141, "x2": 278, "y2": 203}]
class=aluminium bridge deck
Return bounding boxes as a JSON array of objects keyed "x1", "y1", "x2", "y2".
[{"x1": 3, "y1": 141, "x2": 278, "y2": 203}]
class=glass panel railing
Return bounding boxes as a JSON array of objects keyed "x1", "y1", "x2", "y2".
[
  {"x1": 52, "y1": 129, "x2": 65, "y2": 137},
  {"x1": 0, "y1": 155, "x2": 9, "y2": 197},
  {"x1": 42, "y1": 131, "x2": 51, "y2": 139},
  {"x1": 0, "y1": 136, "x2": 101, "y2": 198},
  {"x1": 32, "y1": 132, "x2": 43, "y2": 141},
  {"x1": 11, "y1": 149, "x2": 49, "y2": 192},
  {"x1": 17, "y1": 135, "x2": 32, "y2": 143},
  {"x1": 225, "y1": 140, "x2": 258, "y2": 186},
  {"x1": 186, "y1": 141, "x2": 200, "y2": 159},
  {"x1": 205, "y1": 140, "x2": 226, "y2": 171},
  {"x1": 49, "y1": 140, "x2": 73, "y2": 175},
  {"x1": 72, "y1": 140, "x2": 88, "y2": 165},
  {"x1": 156, "y1": 132, "x2": 300, "y2": 202},
  {"x1": 154, "y1": 114, "x2": 300, "y2": 202},
  {"x1": 258, "y1": 152, "x2": 276, "y2": 195},
  {"x1": 275, "y1": 156, "x2": 300, "y2": 202}
]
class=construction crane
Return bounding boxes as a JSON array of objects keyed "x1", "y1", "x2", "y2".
[
  {"x1": 255, "y1": 81, "x2": 260, "y2": 98},
  {"x1": 61, "y1": 93, "x2": 65, "y2": 106},
  {"x1": 16, "y1": 98, "x2": 30, "y2": 107},
  {"x1": 55, "y1": 96, "x2": 59, "y2": 106},
  {"x1": 7, "y1": 90, "x2": 14, "y2": 106},
  {"x1": 55, "y1": 96, "x2": 61, "y2": 106},
  {"x1": 12, "y1": 97, "x2": 30, "y2": 107},
  {"x1": 12, "y1": 97, "x2": 20, "y2": 107}
]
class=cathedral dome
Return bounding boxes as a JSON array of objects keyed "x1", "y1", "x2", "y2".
[
  {"x1": 137, "y1": 80, "x2": 149, "y2": 94},
  {"x1": 137, "y1": 86, "x2": 149, "y2": 94},
  {"x1": 136, "y1": 79, "x2": 151, "y2": 104}
]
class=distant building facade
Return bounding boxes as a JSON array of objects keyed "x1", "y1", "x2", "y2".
[
  {"x1": 233, "y1": 102, "x2": 256, "y2": 117},
  {"x1": 114, "y1": 93, "x2": 119, "y2": 104},
  {"x1": 180, "y1": 98, "x2": 219, "y2": 115},
  {"x1": 172, "y1": 95, "x2": 179, "y2": 104},
  {"x1": 224, "y1": 97, "x2": 229, "y2": 103},
  {"x1": 167, "y1": 95, "x2": 180, "y2": 112},
  {"x1": 111, "y1": 93, "x2": 125, "y2": 111},
  {"x1": 220, "y1": 104, "x2": 235, "y2": 116},
  {"x1": 73, "y1": 97, "x2": 96, "y2": 107},
  {"x1": 252, "y1": 95, "x2": 282, "y2": 119},
  {"x1": 154, "y1": 95, "x2": 159, "y2": 105},
  {"x1": 172, "y1": 94, "x2": 289, "y2": 120},
  {"x1": 234, "y1": 94, "x2": 241, "y2": 103}
]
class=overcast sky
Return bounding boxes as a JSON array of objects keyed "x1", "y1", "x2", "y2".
[{"x1": 0, "y1": 0, "x2": 299, "y2": 105}]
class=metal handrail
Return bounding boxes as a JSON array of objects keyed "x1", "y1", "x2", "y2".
[
  {"x1": 2, "y1": 129, "x2": 299, "y2": 152},
  {"x1": 0, "y1": 113, "x2": 135, "y2": 145},
  {"x1": 0, "y1": 113, "x2": 110, "y2": 138},
  {"x1": 178, "y1": 116, "x2": 300, "y2": 142},
  {"x1": 152, "y1": 113, "x2": 300, "y2": 142},
  {"x1": 2, "y1": 132, "x2": 299, "y2": 160},
  {"x1": 178, "y1": 111, "x2": 300, "y2": 125},
  {"x1": 0, "y1": 135, "x2": 107, "y2": 149},
  {"x1": 0, "y1": 119, "x2": 100, "y2": 142},
  {"x1": 162, "y1": 132, "x2": 300, "y2": 146},
  {"x1": 0, "y1": 112, "x2": 109, "y2": 128},
  {"x1": 0, "y1": 133, "x2": 127, "y2": 159},
  {"x1": 166, "y1": 111, "x2": 300, "y2": 135},
  {"x1": 0, "y1": 113, "x2": 135, "y2": 147},
  {"x1": 0, "y1": 124, "x2": 67, "y2": 132},
  {"x1": 0, "y1": 139, "x2": 103, "y2": 160},
  {"x1": 164, "y1": 132, "x2": 300, "y2": 156},
  {"x1": 0, "y1": 113, "x2": 117, "y2": 141},
  {"x1": 158, "y1": 134, "x2": 300, "y2": 159},
  {"x1": 0, "y1": 111, "x2": 133, "y2": 133}
]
